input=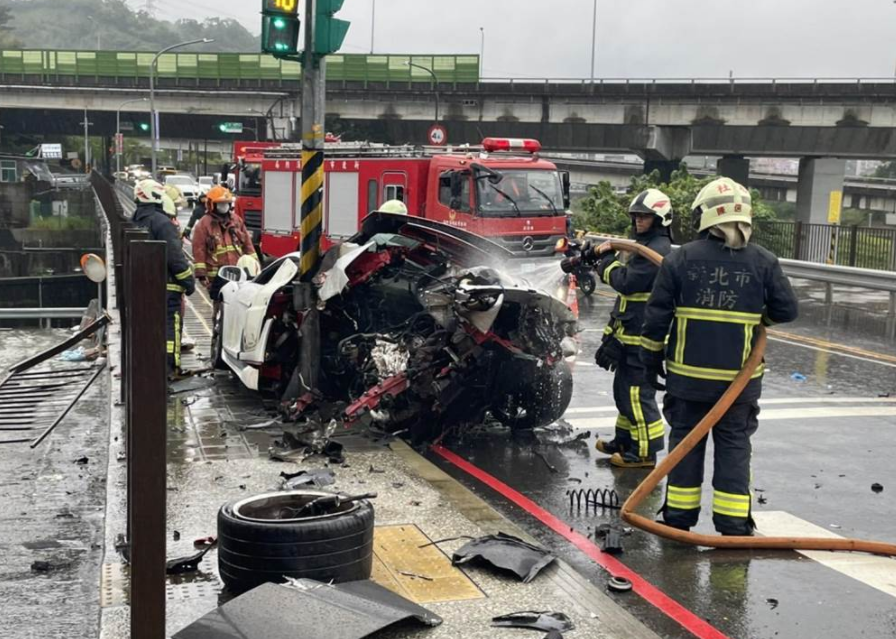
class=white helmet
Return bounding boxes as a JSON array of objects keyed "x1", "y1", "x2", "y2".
[
  {"x1": 692, "y1": 177, "x2": 752, "y2": 233},
  {"x1": 161, "y1": 194, "x2": 177, "y2": 217},
  {"x1": 379, "y1": 199, "x2": 408, "y2": 215},
  {"x1": 134, "y1": 179, "x2": 164, "y2": 205},
  {"x1": 629, "y1": 188, "x2": 673, "y2": 227}
]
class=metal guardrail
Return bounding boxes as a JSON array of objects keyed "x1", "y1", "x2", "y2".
[
  {"x1": 0, "y1": 50, "x2": 480, "y2": 85},
  {"x1": 0, "y1": 307, "x2": 87, "y2": 319}
]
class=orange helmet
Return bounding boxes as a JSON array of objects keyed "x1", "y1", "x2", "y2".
[{"x1": 206, "y1": 185, "x2": 235, "y2": 211}]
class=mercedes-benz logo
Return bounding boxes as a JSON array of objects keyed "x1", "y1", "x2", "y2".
[{"x1": 521, "y1": 236, "x2": 535, "y2": 252}]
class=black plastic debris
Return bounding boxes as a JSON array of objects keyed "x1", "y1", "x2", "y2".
[
  {"x1": 30, "y1": 560, "x2": 52, "y2": 573},
  {"x1": 452, "y1": 533, "x2": 555, "y2": 583},
  {"x1": 166, "y1": 541, "x2": 217, "y2": 575},
  {"x1": 766, "y1": 598, "x2": 779, "y2": 610},
  {"x1": 601, "y1": 527, "x2": 624, "y2": 555},
  {"x1": 280, "y1": 468, "x2": 336, "y2": 489},
  {"x1": 872, "y1": 483, "x2": 884, "y2": 493},
  {"x1": 491, "y1": 611, "x2": 574, "y2": 633},
  {"x1": 172, "y1": 580, "x2": 442, "y2": 639}
]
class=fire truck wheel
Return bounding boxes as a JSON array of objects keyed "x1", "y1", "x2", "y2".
[{"x1": 217, "y1": 490, "x2": 375, "y2": 593}]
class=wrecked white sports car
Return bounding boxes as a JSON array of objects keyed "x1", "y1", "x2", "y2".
[{"x1": 212, "y1": 213, "x2": 577, "y2": 440}]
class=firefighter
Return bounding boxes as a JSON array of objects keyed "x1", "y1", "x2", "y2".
[
  {"x1": 639, "y1": 177, "x2": 798, "y2": 535},
  {"x1": 131, "y1": 179, "x2": 196, "y2": 377},
  {"x1": 591, "y1": 189, "x2": 673, "y2": 468},
  {"x1": 192, "y1": 185, "x2": 256, "y2": 303},
  {"x1": 184, "y1": 193, "x2": 207, "y2": 239}
]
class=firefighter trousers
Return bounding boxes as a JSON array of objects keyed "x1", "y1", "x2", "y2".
[
  {"x1": 661, "y1": 396, "x2": 760, "y2": 536},
  {"x1": 166, "y1": 290, "x2": 183, "y2": 373},
  {"x1": 611, "y1": 358, "x2": 665, "y2": 460}
]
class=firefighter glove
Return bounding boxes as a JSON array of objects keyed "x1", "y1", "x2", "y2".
[{"x1": 595, "y1": 334, "x2": 623, "y2": 372}]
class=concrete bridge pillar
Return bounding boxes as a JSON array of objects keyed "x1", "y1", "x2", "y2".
[
  {"x1": 717, "y1": 156, "x2": 750, "y2": 187},
  {"x1": 640, "y1": 126, "x2": 690, "y2": 184},
  {"x1": 796, "y1": 158, "x2": 846, "y2": 225},
  {"x1": 643, "y1": 160, "x2": 680, "y2": 183}
]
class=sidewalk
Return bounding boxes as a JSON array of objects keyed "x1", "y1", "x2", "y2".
[{"x1": 99, "y1": 287, "x2": 658, "y2": 639}]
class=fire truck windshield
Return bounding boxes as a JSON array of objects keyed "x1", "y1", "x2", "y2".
[
  {"x1": 238, "y1": 162, "x2": 262, "y2": 195},
  {"x1": 476, "y1": 170, "x2": 563, "y2": 217}
]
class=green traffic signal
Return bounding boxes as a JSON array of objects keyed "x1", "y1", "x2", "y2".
[
  {"x1": 139, "y1": 123, "x2": 150, "y2": 132},
  {"x1": 261, "y1": 12, "x2": 300, "y2": 55},
  {"x1": 314, "y1": 0, "x2": 350, "y2": 55}
]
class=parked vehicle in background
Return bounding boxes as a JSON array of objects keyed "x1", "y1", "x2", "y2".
[
  {"x1": 126, "y1": 164, "x2": 150, "y2": 181},
  {"x1": 198, "y1": 176, "x2": 215, "y2": 194},
  {"x1": 157, "y1": 166, "x2": 178, "y2": 181},
  {"x1": 165, "y1": 174, "x2": 201, "y2": 206}
]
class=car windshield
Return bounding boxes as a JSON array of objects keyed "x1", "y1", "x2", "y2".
[
  {"x1": 476, "y1": 170, "x2": 563, "y2": 217},
  {"x1": 238, "y1": 163, "x2": 262, "y2": 194}
]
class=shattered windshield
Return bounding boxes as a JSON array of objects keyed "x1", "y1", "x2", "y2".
[{"x1": 477, "y1": 170, "x2": 563, "y2": 217}]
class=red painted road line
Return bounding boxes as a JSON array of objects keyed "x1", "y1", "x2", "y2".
[{"x1": 432, "y1": 445, "x2": 730, "y2": 639}]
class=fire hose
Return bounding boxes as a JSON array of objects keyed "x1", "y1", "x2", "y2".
[{"x1": 600, "y1": 239, "x2": 896, "y2": 556}]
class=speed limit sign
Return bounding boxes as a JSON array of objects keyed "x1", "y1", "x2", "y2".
[{"x1": 428, "y1": 124, "x2": 447, "y2": 146}]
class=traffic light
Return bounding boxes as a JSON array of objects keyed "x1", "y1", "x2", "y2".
[
  {"x1": 261, "y1": 0, "x2": 300, "y2": 56},
  {"x1": 139, "y1": 122, "x2": 150, "y2": 132},
  {"x1": 314, "y1": 0, "x2": 350, "y2": 55}
]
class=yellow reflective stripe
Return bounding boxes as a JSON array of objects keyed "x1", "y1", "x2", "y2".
[
  {"x1": 667, "y1": 360, "x2": 765, "y2": 381},
  {"x1": 208, "y1": 269, "x2": 219, "y2": 277},
  {"x1": 742, "y1": 324, "x2": 754, "y2": 366},
  {"x1": 213, "y1": 244, "x2": 240, "y2": 257},
  {"x1": 622, "y1": 292, "x2": 651, "y2": 302},
  {"x1": 174, "y1": 311, "x2": 181, "y2": 368},
  {"x1": 166, "y1": 283, "x2": 185, "y2": 293},
  {"x1": 712, "y1": 491, "x2": 751, "y2": 517},
  {"x1": 667, "y1": 485, "x2": 702, "y2": 509},
  {"x1": 175, "y1": 266, "x2": 193, "y2": 280},
  {"x1": 674, "y1": 318, "x2": 687, "y2": 363},
  {"x1": 166, "y1": 342, "x2": 175, "y2": 354},
  {"x1": 602, "y1": 260, "x2": 621, "y2": 285},
  {"x1": 630, "y1": 386, "x2": 648, "y2": 457},
  {"x1": 675, "y1": 307, "x2": 762, "y2": 325},
  {"x1": 193, "y1": 262, "x2": 207, "y2": 270},
  {"x1": 619, "y1": 295, "x2": 627, "y2": 313},
  {"x1": 614, "y1": 326, "x2": 642, "y2": 346},
  {"x1": 647, "y1": 419, "x2": 665, "y2": 440},
  {"x1": 603, "y1": 325, "x2": 614, "y2": 336},
  {"x1": 641, "y1": 336, "x2": 665, "y2": 352},
  {"x1": 615, "y1": 415, "x2": 633, "y2": 431}
]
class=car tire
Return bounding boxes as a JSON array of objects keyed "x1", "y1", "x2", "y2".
[
  {"x1": 217, "y1": 490, "x2": 375, "y2": 593},
  {"x1": 493, "y1": 361, "x2": 574, "y2": 431},
  {"x1": 211, "y1": 305, "x2": 226, "y2": 371}
]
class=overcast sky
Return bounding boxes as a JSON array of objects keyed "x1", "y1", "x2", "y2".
[{"x1": 132, "y1": 0, "x2": 896, "y2": 79}]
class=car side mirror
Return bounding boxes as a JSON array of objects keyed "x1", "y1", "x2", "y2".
[
  {"x1": 560, "y1": 171, "x2": 571, "y2": 209},
  {"x1": 217, "y1": 265, "x2": 245, "y2": 283}
]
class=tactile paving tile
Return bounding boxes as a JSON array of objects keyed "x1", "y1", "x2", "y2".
[{"x1": 371, "y1": 524, "x2": 484, "y2": 604}]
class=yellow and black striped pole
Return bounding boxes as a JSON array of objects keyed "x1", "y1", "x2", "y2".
[{"x1": 299, "y1": 129, "x2": 324, "y2": 279}]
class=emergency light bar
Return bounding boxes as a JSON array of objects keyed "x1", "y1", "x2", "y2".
[{"x1": 482, "y1": 138, "x2": 542, "y2": 154}]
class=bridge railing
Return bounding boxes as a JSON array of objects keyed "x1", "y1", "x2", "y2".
[{"x1": 0, "y1": 50, "x2": 480, "y2": 86}]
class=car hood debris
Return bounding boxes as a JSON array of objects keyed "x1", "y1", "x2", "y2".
[{"x1": 452, "y1": 532, "x2": 556, "y2": 583}]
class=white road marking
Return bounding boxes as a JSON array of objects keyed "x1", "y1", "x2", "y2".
[
  {"x1": 566, "y1": 405, "x2": 896, "y2": 430},
  {"x1": 185, "y1": 297, "x2": 213, "y2": 337},
  {"x1": 753, "y1": 511, "x2": 896, "y2": 599},
  {"x1": 565, "y1": 396, "x2": 896, "y2": 416},
  {"x1": 768, "y1": 336, "x2": 896, "y2": 370}
]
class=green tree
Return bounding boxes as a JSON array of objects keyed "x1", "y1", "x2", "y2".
[
  {"x1": 873, "y1": 161, "x2": 896, "y2": 179},
  {"x1": 572, "y1": 165, "x2": 776, "y2": 240},
  {"x1": 0, "y1": 3, "x2": 21, "y2": 47}
]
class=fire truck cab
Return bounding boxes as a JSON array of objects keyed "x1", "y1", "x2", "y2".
[
  {"x1": 230, "y1": 141, "x2": 281, "y2": 246},
  {"x1": 257, "y1": 138, "x2": 571, "y2": 259}
]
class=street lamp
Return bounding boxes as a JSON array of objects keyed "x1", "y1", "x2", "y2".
[
  {"x1": 479, "y1": 27, "x2": 485, "y2": 76},
  {"x1": 150, "y1": 38, "x2": 214, "y2": 175},
  {"x1": 405, "y1": 61, "x2": 439, "y2": 126},
  {"x1": 116, "y1": 98, "x2": 148, "y2": 176},
  {"x1": 87, "y1": 16, "x2": 101, "y2": 50},
  {"x1": 370, "y1": 0, "x2": 376, "y2": 53},
  {"x1": 589, "y1": 0, "x2": 597, "y2": 82}
]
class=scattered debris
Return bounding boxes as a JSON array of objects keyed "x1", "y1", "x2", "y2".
[
  {"x1": 567, "y1": 487, "x2": 621, "y2": 511},
  {"x1": 75, "y1": 456, "x2": 89, "y2": 465},
  {"x1": 193, "y1": 536, "x2": 216, "y2": 548},
  {"x1": 830, "y1": 524, "x2": 842, "y2": 530},
  {"x1": 172, "y1": 580, "x2": 442, "y2": 639},
  {"x1": 452, "y1": 533, "x2": 555, "y2": 583},
  {"x1": 758, "y1": 495, "x2": 768, "y2": 505},
  {"x1": 600, "y1": 527, "x2": 625, "y2": 555},
  {"x1": 534, "y1": 450, "x2": 558, "y2": 473},
  {"x1": 166, "y1": 541, "x2": 217, "y2": 575},
  {"x1": 766, "y1": 598, "x2": 779, "y2": 610},
  {"x1": 790, "y1": 372, "x2": 807, "y2": 382},
  {"x1": 30, "y1": 560, "x2": 52, "y2": 573},
  {"x1": 398, "y1": 571, "x2": 433, "y2": 581},
  {"x1": 491, "y1": 611, "x2": 574, "y2": 633},
  {"x1": 180, "y1": 396, "x2": 199, "y2": 407},
  {"x1": 173, "y1": 531, "x2": 181, "y2": 541},
  {"x1": 872, "y1": 483, "x2": 884, "y2": 493},
  {"x1": 168, "y1": 375, "x2": 217, "y2": 395},
  {"x1": 568, "y1": 477, "x2": 583, "y2": 484},
  {"x1": 607, "y1": 576, "x2": 633, "y2": 592},
  {"x1": 239, "y1": 419, "x2": 280, "y2": 431},
  {"x1": 280, "y1": 469, "x2": 336, "y2": 489},
  {"x1": 368, "y1": 465, "x2": 386, "y2": 474}
]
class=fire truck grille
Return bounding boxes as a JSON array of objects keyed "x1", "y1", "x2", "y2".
[
  {"x1": 493, "y1": 234, "x2": 563, "y2": 257},
  {"x1": 243, "y1": 210, "x2": 262, "y2": 233}
]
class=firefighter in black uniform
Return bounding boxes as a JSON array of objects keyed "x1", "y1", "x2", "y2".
[
  {"x1": 592, "y1": 189, "x2": 674, "y2": 468},
  {"x1": 132, "y1": 179, "x2": 196, "y2": 377},
  {"x1": 639, "y1": 177, "x2": 798, "y2": 535}
]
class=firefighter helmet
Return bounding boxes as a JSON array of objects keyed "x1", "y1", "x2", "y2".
[
  {"x1": 379, "y1": 199, "x2": 408, "y2": 214},
  {"x1": 628, "y1": 188, "x2": 673, "y2": 227},
  {"x1": 134, "y1": 179, "x2": 164, "y2": 205},
  {"x1": 161, "y1": 193, "x2": 177, "y2": 217},
  {"x1": 206, "y1": 185, "x2": 235, "y2": 209},
  {"x1": 692, "y1": 177, "x2": 752, "y2": 232}
]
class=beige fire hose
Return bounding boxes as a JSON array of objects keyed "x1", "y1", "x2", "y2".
[{"x1": 603, "y1": 239, "x2": 896, "y2": 556}]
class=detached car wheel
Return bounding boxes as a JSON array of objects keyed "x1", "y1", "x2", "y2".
[{"x1": 217, "y1": 490, "x2": 375, "y2": 593}]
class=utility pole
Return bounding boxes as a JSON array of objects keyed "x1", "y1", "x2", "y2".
[
  {"x1": 589, "y1": 0, "x2": 597, "y2": 82},
  {"x1": 370, "y1": 0, "x2": 376, "y2": 53},
  {"x1": 83, "y1": 109, "x2": 91, "y2": 172}
]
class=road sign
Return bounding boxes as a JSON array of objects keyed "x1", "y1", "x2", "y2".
[
  {"x1": 219, "y1": 122, "x2": 244, "y2": 134},
  {"x1": 828, "y1": 190, "x2": 843, "y2": 224},
  {"x1": 428, "y1": 124, "x2": 447, "y2": 146},
  {"x1": 39, "y1": 143, "x2": 63, "y2": 159}
]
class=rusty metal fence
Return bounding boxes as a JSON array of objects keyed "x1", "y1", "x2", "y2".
[{"x1": 90, "y1": 171, "x2": 167, "y2": 639}]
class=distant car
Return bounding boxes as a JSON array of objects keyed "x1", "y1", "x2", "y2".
[
  {"x1": 213, "y1": 213, "x2": 577, "y2": 441},
  {"x1": 197, "y1": 176, "x2": 215, "y2": 195},
  {"x1": 165, "y1": 174, "x2": 200, "y2": 206}
]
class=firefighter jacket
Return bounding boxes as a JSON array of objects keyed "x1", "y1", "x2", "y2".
[
  {"x1": 595, "y1": 227, "x2": 672, "y2": 352},
  {"x1": 132, "y1": 203, "x2": 195, "y2": 296},
  {"x1": 191, "y1": 212, "x2": 255, "y2": 280},
  {"x1": 639, "y1": 233, "x2": 799, "y2": 403}
]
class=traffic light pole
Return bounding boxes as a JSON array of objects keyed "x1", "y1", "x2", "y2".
[{"x1": 295, "y1": 0, "x2": 325, "y2": 394}]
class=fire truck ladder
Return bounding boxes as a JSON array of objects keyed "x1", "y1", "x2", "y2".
[{"x1": 0, "y1": 313, "x2": 110, "y2": 447}]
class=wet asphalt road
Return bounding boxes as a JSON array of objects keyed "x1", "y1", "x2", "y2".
[
  {"x1": 0, "y1": 330, "x2": 109, "y2": 639},
  {"x1": 431, "y1": 286, "x2": 896, "y2": 639}
]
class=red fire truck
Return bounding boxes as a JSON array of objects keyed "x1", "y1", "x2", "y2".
[
  {"x1": 255, "y1": 138, "x2": 571, "y2": 259},
  {"x1": 229, "y1": 141, "x2": 282, "y2": 245}
]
